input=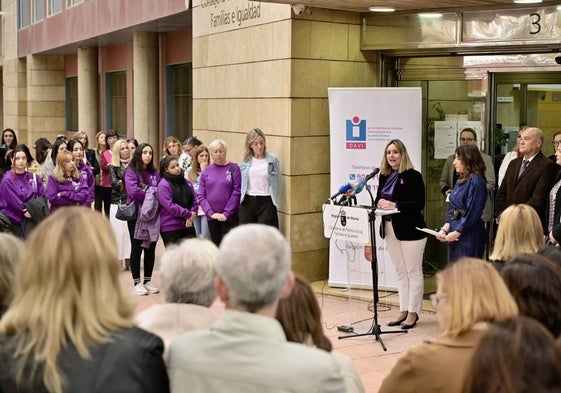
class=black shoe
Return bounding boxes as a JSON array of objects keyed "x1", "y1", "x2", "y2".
[
  {"x1": 401, "y1": 314, "x2": 419, "y2": 330},
  {"x1": 387, "y1": 314, "x2": 408, "y2": 327}
]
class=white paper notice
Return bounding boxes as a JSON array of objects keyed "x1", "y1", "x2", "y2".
[{"x1": 434, "y1": 121, "x2": 457, "y2": 159}]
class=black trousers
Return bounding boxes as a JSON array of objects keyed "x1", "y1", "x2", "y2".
[
  {"x1": 94, "y1": 186, "x2": 112, "y2": 217},
  {"x1": 239, "y1": 195, "x2": 279, "y2": 228},
  {"x1": 207, "y1": 214, "x2": 238, "y2": 246},
  {"x1": 127, "y1": 219, "x2": 156, "y2": 283},
  {"x1": 161, "y1": 227, "x2": 196, "y2": 247}
]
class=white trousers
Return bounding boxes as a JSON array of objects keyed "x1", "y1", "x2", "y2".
[
  {"x1": 109, "y1": 204, "x2": 132, "y2": 261},
  {"x1": 384, "y1": 222, "x2": 426, "y2": 313}
]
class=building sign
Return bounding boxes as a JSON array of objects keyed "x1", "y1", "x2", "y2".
[{"x1": 192, "y1": 0, "x2": 290, "y2": 37}]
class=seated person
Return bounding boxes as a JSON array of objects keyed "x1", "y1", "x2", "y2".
[
  {"x1": 378, "y1": 258, "x2": 518, "y2": 393},
  {"x1": 276, "y1": 275, "x2": 365, "y2": 393},
  {"x1": 167, "y1": 224, "x2": 345, "y2": 393},
  {"x1": 136, "y1": 237, "x2": 219, "y2": 359},
  {"x1": 463, "y1": 316, "x2": 561, "y2": 393},
  {"x1": 0, "y1": 207, "x2": 169, "y2": 393}
]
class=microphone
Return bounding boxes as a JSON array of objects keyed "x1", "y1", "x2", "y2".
[
  {"x1": 329, "y1": 183, "x2": 353, "y2": 201},
  {"x1": 347, "y1": 168, "x2": 380, "y2": 198}
]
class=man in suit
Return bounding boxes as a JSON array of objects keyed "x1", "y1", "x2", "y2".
[
  {"x1": 496, "y1": 127, "x2": 557, "y2": 232},
  {"x1": 167, "y1": 224, "x2": 346, "y2": 393},
  {"x1": 439, "y1": 127, "x2": 495, "y2": 223}
]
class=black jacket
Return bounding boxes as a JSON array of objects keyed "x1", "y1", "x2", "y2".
[
  {"x1": 0, "y1": 327, "x2": 169, "y2": 393},
  {"x1": 375, "y1": 168, "x2": 427, "y2": 241},
  {"x1": 86, "y1": 148, "x2": 100, "y2": 176},
  {"x1": 110, "y1": 164, "x2": 127, "y2": 204}
]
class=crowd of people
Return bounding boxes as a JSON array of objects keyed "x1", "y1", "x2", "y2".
[{"x1": 2, "y1": 125, "x2": 561, "y2": 392}]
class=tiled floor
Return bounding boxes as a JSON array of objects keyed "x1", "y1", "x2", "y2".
[{"x1": 123, "y1": 270, "x2": 440, "y2": 393}]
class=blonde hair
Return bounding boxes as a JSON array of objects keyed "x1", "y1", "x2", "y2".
[
  {"x1": 0, "y1": 208, "x2": 134, "y2": 393},
  {"x1": 111, "y1": 139, "x2": 129, "y2": 167},
  {"x1": 72, "y1": 131, "x2": 89, "y2": 150},
  {"x1": 52, "y1": 150, "x2": 79, "y2": 183},
  {"x1": 0, "y1": 233, "x2": 24, "y2": 311},
  {"x1": 163, "y1": 136, "x2": 181, "y2": 156},
  {"x1": 242, "y1": 128, "x2": 267, "y2": 162},
  {"x1": 95, "y1": 131, "x2": 107, "y2": 152},
  {"x1": 490, "y1": 204, "x2": 544, "y2": 262},
  {"x1": 437, "y1": 258, "x2": 518, "y2": 338},
  {"x1": 380, "y1": 139, "x2": 415, "y2": 175}
]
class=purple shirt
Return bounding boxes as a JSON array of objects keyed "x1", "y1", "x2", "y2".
[
  {"x1": 197, "y1": 162, "x2": 241, "y2": 220},
  {"x1": 77, "y1": 161, "x2": 95, "y2": 205},
  {"x1": 0, "y1": 171, "x2": 45, "y2": 224},
  {"x1": 125, "y1": 168, "x2": 161, "y2": 206},
  {"x1": 46, "y1": 173, "x2": 90, "y2": 212},
  {"x1": 157, "y1": 178, "x2": 198, "y2": 232}
]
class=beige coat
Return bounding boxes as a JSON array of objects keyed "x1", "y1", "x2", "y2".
[{"x1": 378, "y1": 327, "x2": 487, "y2": 393}]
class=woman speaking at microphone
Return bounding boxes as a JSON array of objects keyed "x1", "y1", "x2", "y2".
[{"x1": 375, "y1": 139, "x2": 427, "y2": 329}]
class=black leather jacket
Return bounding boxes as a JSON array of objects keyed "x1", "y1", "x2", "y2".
[{"x1": 110, "y1": 164, "x2": 127, "y2": 204}]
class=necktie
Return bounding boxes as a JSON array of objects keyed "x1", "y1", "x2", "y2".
[{"x1": 518, "y1": 160, "x2": 529, "y2": 178}]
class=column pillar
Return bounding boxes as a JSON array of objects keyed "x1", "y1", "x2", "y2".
[
  {"x1": 132, "y1": 31, "x2": 159, "y2": 149},
  {"x1": 77, "y1": 46, "x2": 99, "y2": 140}
]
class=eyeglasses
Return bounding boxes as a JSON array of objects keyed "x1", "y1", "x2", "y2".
[
  {"x1": 460, "y1": 138, "x2": 475, "y2": 143},
  {"x1": 430, "y1": 293, "x2": 448, "y2": 308}
]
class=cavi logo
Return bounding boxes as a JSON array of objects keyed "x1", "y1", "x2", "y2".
[{"x1": 346, "y1": 116, "x2": 366, "y2": 149}]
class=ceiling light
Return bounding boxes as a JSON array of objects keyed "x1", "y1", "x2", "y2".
[
  {"x1": 419, "y1": 12, "x2": 443, "y2": 18},
  {"x1": 513, "y1": 0, "x2": 542, "y2": 4},
  {"x1": 369, "y1": 6, "x2": 395, "y2": 12}
]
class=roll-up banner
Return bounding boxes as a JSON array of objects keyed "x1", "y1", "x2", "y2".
[{"x1": 327, "y1": 88, "x2": 422, "y2": 290}]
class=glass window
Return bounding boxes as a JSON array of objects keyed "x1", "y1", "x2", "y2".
[
  {"x1": 66, "y1": 77, "x2": 78, "y2": 131},
  {"x1": 106, "y1": 71, "x2": 127, "y2": 134},
  {"x1": 48, "y1": 0, "x2": 62, "y2": 15},
  {"x1": 66, "y1": 0, "x2": 83, "y2": 6},
  {"x1": 32, "y1": 0, "x2": 45, "y2": 22},
  {"x1": 167, "y1": 63, "x2": 192, "y2": 142},
  {"x1": 18, "y1": 0, "x2": 30, "y2": 29}
]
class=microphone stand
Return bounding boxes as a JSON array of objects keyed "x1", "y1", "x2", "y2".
[{"x1": 338, "y1": 185, "x2": 406, "y2": 351}]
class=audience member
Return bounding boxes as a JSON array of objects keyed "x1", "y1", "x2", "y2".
[
  {"x1": 276, "y1": 275, "x2": 365, "y2": 393},
  {"x1": 43, "y1": 138, "x2": 67, "y2": 183},
  {"x1": 31, "y1": 137, "x2": 52, "y2": 183},
  {"x1": 158, "y1": 155, "x2": 197, "y2": 246},
  {"x1": 163, "y1": 136, "x2": 182, "y2": 157},
  {"x1": 378, "y1": 258, "x2": 518, "y2": 393},
  {"x1": 375, "y1": 139, "x2": 427, "y2": 329},
  {"x1": 1, "y1": 128, "x2": 17, "y2": 150},
  {"x1": 439, "y1": 127, "x2": 495, "y2": 223},
  {"x1": 109, "y1": 139, "x2": 132, "y2": 270},
  {"x1": 167, "y1": 224, "x2": 345, "y2": 393},
  {"x1": 537, "y1": 244, "x2": 561, "y2": 267},
  {"x1": 127, "y1": 138, "x2": 138, "y2": 155},
  {"x1": 547, "y1": 140, "x2": 561, "y2": 245},
  {"x1": 437, "y1": 144, "x2": 487, "y2": 261},
  {"x1": 67, "y1": 139, "x2": 95, "y2": 206},
  {"x1": 94, "y1": 131, "x2": 108, "y2": 213},
  {"x1": 0, "y1": 207, "x2": 169, "y2": 393},
  {"x1": 73, "y1": 130, "x2": 100, "y2": 177},
  {"x1": 124, "y1": 143, "x2": 161, "y2": 296},
  {"x1": 462, "y1": 316, "x2": 561, "y2": 393},
  {"x1": 186, "y1": 146, "x2": 211, "y2": 239},
  {"x1": 136, "y1": 238, "x2": 218, "y2": 359},
  {"x1": 46, "y1": 150, "x2": 89, "y2": 212},
  {"x1": 98, "y1": 130, "x2": 119, "y2": 217},
  {"x1": 0, "y1": 145, "x2": 45, "y2": 238},
  {"x1": 489, "y1": 204, "x2": 544, "y2": 268},
  {"x1": 239, "y1": 128, "x2": 280, "y2": 228},
  {"x1": 0, "y1": 233, "x2": 23, "y2": 318},
  {"x1": 197, "y1": 139, "x2": 241, "y2": 246},
  {"x1": 501, "y1": 253, "x2": 561, "y2": 337},
  {"x1": 179, "y1": 136, "x2": 203, "y2": 171},
  {"x1": 496, "y1": 126, "x2": 557, "y2": 232},
  {"x1": 548, "y1": 131, "x2": 561, "y2": 163}
]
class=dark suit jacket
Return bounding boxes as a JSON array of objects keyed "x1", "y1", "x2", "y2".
[
  {"x1": 495, "y1": 151, "x2": 557, "y2": 232},
  {"x1": 375, "y1": 169, "x2": 427, "y2": 241}
]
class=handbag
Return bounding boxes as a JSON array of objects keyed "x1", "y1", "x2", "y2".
[{"x1": 116, "y1": 201, "x2": 137, "y2": 221}]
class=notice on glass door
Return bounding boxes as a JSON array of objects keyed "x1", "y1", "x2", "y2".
[{"x1": 434, "y1": 121, "x2": 457, "y2": 159}]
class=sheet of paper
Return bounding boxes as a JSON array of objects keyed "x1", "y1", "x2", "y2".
[
  {"x1": 415, "y1": 227, "x2": 440, "y2": 236},
  {"x1": 375, "y1": 208, "x2": 399, "y2": 216}
]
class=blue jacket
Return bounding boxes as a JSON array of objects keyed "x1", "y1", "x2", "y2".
[{"x1": 240, "y1": 153, "x2": 280, "y2": 207}]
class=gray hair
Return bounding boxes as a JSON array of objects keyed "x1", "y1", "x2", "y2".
[
  {"x1": 160, "y1": 238, "x2": 218, "y2": 306},
  {"x1": 217, "y1": 224, "x2": 291, "y2": 312},
  {"x1": 208, "y1": 139, "x2": 228, "y2": 153}
]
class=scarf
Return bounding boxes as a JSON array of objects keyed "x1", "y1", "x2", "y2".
[
  {"x1": 163, "y1": 170, "x2": 193, "y2": 209},
  {"x1": 120, "y1": 157, "x2": 130, "y2": 166}
]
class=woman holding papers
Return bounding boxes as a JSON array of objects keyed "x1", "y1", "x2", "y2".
[
  {"x1": 375, "y1": 139, "x2": 427, "y2": 329},
  {"x1": 436, "y1": 144, "x2": 487, "y2": 262}
]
